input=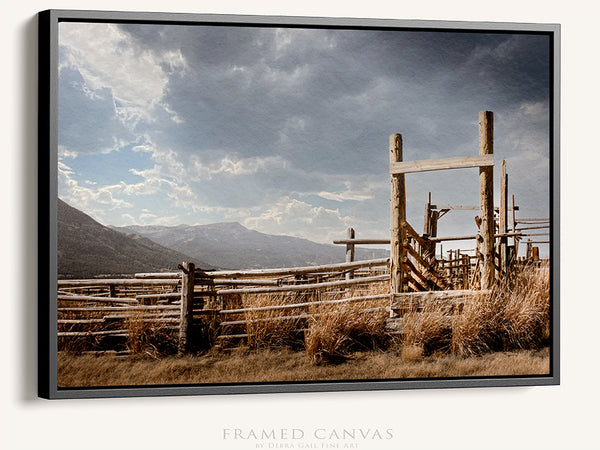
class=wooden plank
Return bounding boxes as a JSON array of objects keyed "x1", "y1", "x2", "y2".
[
  {"x1": 219, "y1": 293, "x2": 390, "y2": 315},
  {"x1": 57, "y1": 329, "x2": 129, "y2": 337},
  {"x1": 405, "y1": 258, "x2": 432, "y2": 290},
  {"x1": 136, "y1": 292, "x2": 181, "y2": 300},
  {"x1": 423, "y1": 193, "x2": 432, "y2": 236},
  {"x1": 479, "y1": 110, "x2": 495, "y2": 289},
  {"x1": 57, "y1": 305, "x2": 180, "y2": 312},
  {"x1": 406, "y1": 276, "x2": 426, "y2": 293},
  {"x1": 431, "y1": 210, "x2": 439, "y2": 238},
  {"x1": 58, "y1": 319, "x2": 105, "y2": 324},
  {"x1": 179, "y1": 262, "x2": 195, "y2": 354},
  {"x1": 390, "y1": 133, "x2": 406, "y2": 294},
  {"x1": 216, "y1": 274, "x2": 389, "y2": 295},
  {"x1": 212, "y1": 279, "x2": 280, "y2": 286},
  {"x1": 515, "y1": 225, "x2": 550, "y2": 231},
  {"x1": 500, "y1": 159, "x2": 508, "y2": 275},
  {"x1": 346, "y1": 227, "x2": 355, "y2": 280},
  {"x1": 390, "y1": 154, "x2": 494, "y2": 175},
  {"x1": 58, "y1": 278, "x2": 180, "y2": 287},
  {"x1": 134, "y1": 272, "x2": 180, "y2": 279},
  {"x1": 216, "y1": 333, "x2": 250, "y2": 340},
  {"x1": 427, "y1": 232, "x2": 520, "y2": 243},
  {"x1": 209, "y1": 258, "x2": 389, "y2": 279},
  {"x1": 431, "y1": 204, "x2": 519, "y2": 211},
  {"x1": 58, "y1": 327, "x2": 179, "y2": 338},
  {"x1": 405, "y1": 246, "x2": 447, "y2": 290},
  {"x1": 333, "y1": 239, "x2": 390, "y2": 245},
  {"x1": 57, "y1": 294, "x2": 138, "y2": 305},
  {"x1": 106, "y1": 316, "x2": 180, "y2": 322},
  {"x1": 391, "y1": 289, "x2": 490, "y2": 303},
  {"x1": 512, "y1": 194, "x2": 520, "y2": 256}
]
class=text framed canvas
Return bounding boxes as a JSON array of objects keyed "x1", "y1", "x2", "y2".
[{"x1": 39, "y1": 9, "x2": 560, "y2": 399}]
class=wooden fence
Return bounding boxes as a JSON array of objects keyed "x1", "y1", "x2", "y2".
[
  {"x1": 57, "y1": 258, "x2": 392, "y2": 352},
  {"x1": 57, "y1": 110, "x2": 550, "y2": 353}
]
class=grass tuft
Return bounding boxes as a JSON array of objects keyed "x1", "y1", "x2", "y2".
[{"x1": 305, "y1": 297, "x2": 389, "y2": 364}]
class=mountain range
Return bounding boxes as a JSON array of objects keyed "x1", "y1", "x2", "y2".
[
  {"x1": 57, "y1": 199, "x2": 212, "y2": 278},
  {"x1": 114, "y1": 222, "x2": 388, "y2": 270},
  {"x1": 57, "y1": 198, "x2": 389, "y2": 277}
]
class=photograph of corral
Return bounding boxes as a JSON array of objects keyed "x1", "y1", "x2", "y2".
[{"x1": 54, "y1": 19, "x2": 554, "y2": 388}]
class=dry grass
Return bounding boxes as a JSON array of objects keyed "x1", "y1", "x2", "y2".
[
  {"x1": 451, "y1": 263, "x2": 550, "y2": 356},
  {"x1": 125, "y1": 312, "x2": 179, "y2": 357},
  {"x1": 400, "y1": 300, "x2": 453, "y2": 357},
  {"x1": 241, "y1": 292, "x2": 308, "y2": 349},
  {"x1": 56, "y1": 264, "x2": 550, "y2": 387},
  {"x1": 305, "y1": 299, "x2": 389, "y2": 364},
  {"x1": 57, "y1": 347, "x2": 550, "y2": 387}
]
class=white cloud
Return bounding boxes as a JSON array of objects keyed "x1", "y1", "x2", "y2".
[
  {"x1": 318, "y1": 189, "x2": 372, "y2": 202},
  {"x1": 59, "y1": 22, "x2": 187, "y2": 124},
  {"x1": 242, "y1": 197, "x2": 350, "y2": 243},
  {"x1": 190, "y1": 154, "x2": 290, "y2": 179},
  {"x1": 58, "y1": 161, "x2": 132, "y2": 223},
  {"x1": 58, "y1": 146, "x2": 78, "y2": 159}
]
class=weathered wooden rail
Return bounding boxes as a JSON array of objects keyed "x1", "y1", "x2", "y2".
[
  {"x1": 57, "y1": 110, "x2": 550, "y2": 353},
  {"x1": 57, "y1": 258, "x2": 393, "y2": 352}
]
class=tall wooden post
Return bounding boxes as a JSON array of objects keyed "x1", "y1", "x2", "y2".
[
  {"x1": 390, "y1": 134, "x2": 406, "y2": 295},
  {"x1": 423, "y1": 192, "x2": 432, "y2": 237},
  {"x1": 345, "y1": 227, "x2": 355, "y2": 280},
  {"x1": 179, "y1": 261, "x2": 195, "y2": 354},
  {"x1": 479, "y1": 111, "x2": 495, "y2": 289},
  {"x1": 430, "y1": 210, "x2": 439, "y2": 238},
  {"x1": 511, "y1": 194, "x2": 519, "y2": 257},
  {"x1": 500, "y1": 159, "x2": 508, "y2": 275}
]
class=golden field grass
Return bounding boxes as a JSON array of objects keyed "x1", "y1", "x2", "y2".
[
  {"x1": 57, "y1": 263, "x2": 551, "y2": 386},
  {"x1": 57, "y1": 347, "x2": 550, "y2": 387}
]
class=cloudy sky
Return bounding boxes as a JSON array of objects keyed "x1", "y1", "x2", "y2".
[{"x1": 57, "y1": 21, "x2": 551, "y2": 254}]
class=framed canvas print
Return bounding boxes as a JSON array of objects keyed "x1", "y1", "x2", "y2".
[{"x1": 38, "y1": 9, "x2": 560, "y2": 399}]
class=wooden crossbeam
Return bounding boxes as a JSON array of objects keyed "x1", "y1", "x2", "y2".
[
  {"x1": 431, "y1": 204, "x2": 519, "y2": 211},
  {"x1": 390, "y1": 154, "x2": 494, "y2": 175},
  {"x1": 332, "y1": 238, "x2": 390, "y2": 245},
  {"x1": 516, "y1": 225, "x2": 550, "y2": 231},
  {"x1": 333, "y1": 231, "x2": 521, "y2": 246}
]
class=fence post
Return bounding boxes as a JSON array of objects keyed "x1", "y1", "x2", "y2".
[
  {"x1": 500, "y1": 159, "x2": 508, "y2": 275},
  {"x1": 179, "y1": 261, "x2": 195, "y2": 354},
  {"x1": 423, "y1": 192, "x2": 431, "y2": 237},
  {"x1": 479, "y1": 111, "x2": 495, "y2": 289},
  {"x1": 512, "y1": 194, "x2": 519, "y2": 257},
  {"x1": 345, "y1": 227, "x2": 355, "y2": 280},
  {"x1": 532, "y1": 246, "x2": 540, "y2": 262},
  {"x1": 390, "y1": 133, "x2": 406, "y2": 295}
]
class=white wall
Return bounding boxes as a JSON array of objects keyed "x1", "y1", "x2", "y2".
[{"x1": 2, "y1": 1, "x2": 598, "y2": 449}]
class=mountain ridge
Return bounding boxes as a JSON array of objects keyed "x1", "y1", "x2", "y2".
[
  {"x1": 57, "y1": 198, "x2": 213, "y2": 278},
  {"x1": 113, "y1": 221, "x2": 389, "y2": 270}
]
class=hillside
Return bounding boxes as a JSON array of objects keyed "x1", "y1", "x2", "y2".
[
  {"x1": 114, "y1": 222, "x2": 388, "y2": 270},
  {"x1": 57, "y1": 199, "x2": 212, "y2": 278}
]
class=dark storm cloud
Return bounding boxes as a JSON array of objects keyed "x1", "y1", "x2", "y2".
[
  {"x1": 59, "y1": 22, "x2": 550, "y2": 245},
  {"x1": 119, "y1": 24, "x2": 549, "y2": 179}
]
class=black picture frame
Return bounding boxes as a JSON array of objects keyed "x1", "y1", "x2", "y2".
[{"x1": 39, "y1": 9, "x2": 560, "y2": 399}]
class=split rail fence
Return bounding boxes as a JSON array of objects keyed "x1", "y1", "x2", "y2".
[{"x1": 57, "y1": 110, "x2": 550, "y2": 353}]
